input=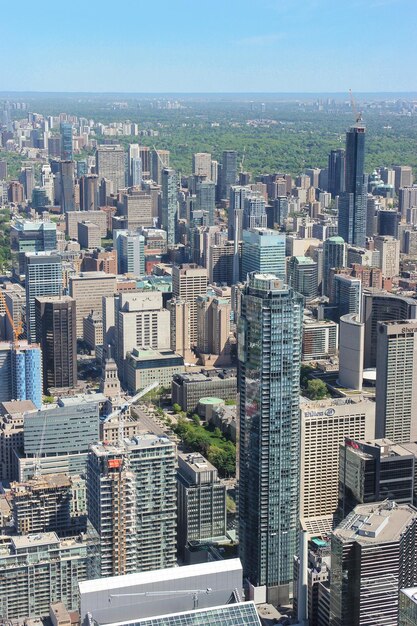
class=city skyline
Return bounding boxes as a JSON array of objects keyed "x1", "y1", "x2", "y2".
[{"x1": 1, "y1": 0, "x2": 417, "y2": 92}]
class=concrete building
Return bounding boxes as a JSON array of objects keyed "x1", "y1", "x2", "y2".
[
  {"x1": 121, "y1": 191, "x2": 153, "y2": 230},
  {"x1": 87, "y1": 436, "x2": 176, "y2": 578},
  {"x1": 35, "y1": 295, "x2": 77, "y2": 393},
  {"x1": 192, "y1": 152, "x2": 212, "y2": 178},
  {"x1": 116, "y1": 231, "x2": 145, "y2": 276},
  {"x1": 172, "y1": 264, "x2": 208, "y2": 347},
  {"x1": 394, "y1": 165, "x2": 414, "y2": 192},
  {"x1": 152, "y1": 149, "x2": 170, "y2": 185},
  {"x1": 0, "y1": 399, "x2": 36, "y2": 482},
  {"x1": 300, "y1": 396, "x2": 375, "y2": 536},
  {"x1": 338, "y1": 438, "x2": 415, "y2": 521},
  {"x1": 376, "y1": 320, "x2": 417, "y2": 443},
  {"x1": 66, "y1": 210, "x2": 107, "y2": 240},
  {"x1": 338, "y1": 313, "x2": 364, "y2": 391},
  {"x1": 0, "y1": 530, "x2": 99, "y2": 620},
  {"x1": 78, "y1": 220, "x2": 101, "y2": 249},
  {"x1": 332, "y1": 274, "x2": 361, "y2": 318},
  {"x1": 196, "y1": 295, "x2": 231, "y2": 364},
  {"x1": 172, "y1": 369, "x2": 237, "y2": 413},
  {"x1": 330, "y1": 502, "x2": 417, "y2": 626},
  {"x1": 83, "y1": 311, "x2": 104, "y2": 350},
  {"x1": 69, "y1": 272, "x2": 116, "y2": 338},
  {"x1": 322, "y1": 236, "x2": 346, "y2": 297},
  {"x1": 302, "y1": 318, "x2": 338, "y2": 361},
  {"x1": 10, "y1": 219, "x2": 57, "y2": 278},
  {"x1": 125, "y1": 347, "x2": 184, "y2": 393},
  {"x1": 161, "y1": 167, "x2": 177, "y2": 247},
  {"x1": 374, "y1": 235, "x2": 400, "y2": 278},
  {"x1": 167, "y1": 298, "x2": 191, "y2": 359},
  {"x1": 96, "y1": 145, "x2": 125, "y2": 192},
  {"x1": 177, "y1": 452, "x2": 227, "y2": 558}
]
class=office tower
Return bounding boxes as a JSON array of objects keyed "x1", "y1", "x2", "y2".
[
  {"x1": 115, "y1": 291, "x2": 170, "y2": 369},
  {"x1": 161, "y1": 167, "x2": 178, "y2": 247},
  {"x1": 399, "y1": 186, "x2": 417, "y2": 220},
  {"x1": 87, "y1": 435, "x2": 176, "y2": 576},
  {"x1": 172, "y1": 264, "x2": 208, "y2": 347},
  {"x1": 238, "y1": 273, "x2": 303, "y2": 604},
  {"x1": 10, "y1": 473, "x2": 73, "y2": 536},
  {"x1": 400, "y1": 589, "x2": 417, "y2": 625},
  {"x1": 374, "y1": 235, "x2": 400, "y2": 278},
  {"x1": 131, "y1": 157, "x2": 142, "y2": 187},
  {"x1": 151, "y1": 149, "x2": 170, "y2": 185},
  {"x1": 241, "y1": 228, "x2": 286, "y2": 281},
  {"x1": 35, "y1": 295, "x2": 77, "y2": 393},
  {"x1": 8, "y1": 181, "x2": 25, "y2": 204},
  {"x1": 121, "y1": 191, "x2": 153, "y2": 229},
  {"x1": 25, "y1": 253, "x2": 62, "y2": 343},
  {"x1": 0, "y1": 159, "x2": 7, "y2": 179},
  {"x1": 0, "y1": 530, "x2": 99, "y2": 621},
  {"x1": 220, "y1": 150, "x2": 237, "y2": 200},
  {"x1": 273, "y1": 196, "x2": 290, "y2": 227},
  {"x1": 79, "y1": 174, "x2": 98, "y2": 211},
  {"x1": 375, "y1": 320, "x2": 417, "y2": 443},
  {"x1": 208, "y1": 240, "x2": 237, "y2": 286},
  {"x1": 167, "y1": 298, "x2": 191, "y2": 359},
  {"x1": 327, "y1": 148, "x2": 345, "y2": 197},
  {"x1": 177, "y1": 452, "x2": 227, "y2": 559},
  {"x1": 19, "y1": 396, "x2": 99, "y2": 479},
  {"x1": 83, "y1": 311, "x2": 103, "y2": 350},
  {"x1": 69, "y1": 272, "x2": 116, "y2": 338},
  {"x1": 0, "y1": 342, "x2": 42, "y2": 409},
  {"x1": 394, "y1": 165, "x2": 414, "y2": 192},
  {"x1": 196, "y1": 179, "x2": 216, "y2": 226},
  {"x1": 116, "y1": 231, "x2": 145, "y2": 276},
  {"x1": 138, "y1": 146, "x2": 151, "y2": 179},
  {"x1": 128, "y1": 143, "x2": 140, "y2": 186},
  {"x1": 338, "y1": 438, "x2": 415, "y2": 522},
  {"x1": 363, "y1": 290, "x2": 417, "y2": 368},
  {"x1": 300, "y1": 396, "x2": 375, "y2": 534},
  {"x1": 196, "y1": 295, "x2": 231, "y2": 363},
  {"x1": 172, "y1": 369, "x2": 237, "y2": 413},
  {"x1": 301, "y1": 318, "x2": 338, "y2": 360},
  {"x1": 96, "y1": 145, "x2": 125, "y2": 192},
  {"x1": 322, "y1": 236, "x2": 346, "y2": 296},
  {"x1": 378, "y1": 209, "x2": 398, "y2": 238},
  {"x1": 47, "y1": 136, "x2": 61, "y2": 158},
  {"x1": 59, "y1": 160, "x2": 75, "y2": 212},
  {"x1": 332, "y1": 274, "x2": 361, "y2": 318},
  {"x1": 305, "y1": 167, "x2": 321, "y2": 188},
  {"x1": 243, "y1": 193, "x2": 267, "y2": 230},
  {"x1": 288, "y1": 256, "x2": 318, "y2": 300},
  {"x1": 125, "y1": 348, "x2": 184, "y2": 393},
  {"x1": 60, "y1": 122, "x2": 73, "y2": 161},
  {"x1": 78, "y1": 220, "x2": 101, "y2": 249},
  {"x1": 338, "y1": 313, "x2": 364, "y2": 390},
  {"x1": 66, "y1": 210, "x2": 107, "y2": 240},
  {"x1": 19, "y1": 166, "x2": 34, "y2": 201},
  {"x1": 338, "y1": 123, "x2": 367, "y2": 247},
  {"x1": 10, "y1": 219, "x2": 57, "y2": 278},
  {"x1": 330, "y1": 502, "x2": 417, "y2": 626},
  {"x1": 192, "y1": 152, "x2": 212, "y2": 178}
]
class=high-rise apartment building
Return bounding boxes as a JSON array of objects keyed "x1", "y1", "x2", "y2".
[
  {"x1": 301, "y1": 318, "x2": 338, "y2": 361},
  {"x1": 375, "y1": 320, "x2": 417, "y2": 443},
  {"x1": 332, "y1": 274, "x2": 362, "y2": 318},
  {"x1": 288, "y1": 256, "x2": 318, "y2": 300},
  {"x1": 322, "y1": 236, "x2": 346, "y2": 297},
  {"x1": 116, "y1": 231, "x2": 145, "y2": 276},
  {"x1": 69, "y1": 272, "x2": 116, "y2": 338},
  {"x1": 172, "y1": 264, "x2": 208, "y2": 347},
  {"x1": 399, "y1": 186, "x2": 417, "y2": 220},
  {"x1": 161, "y1": 167, "x2": 178, "y2": 247},
  {"x1": 196, "y1": 179, "x2": 216, "y2": 226},
  {"x1": 196, "y1": 295, "x2": 231, "y2": 361},
  {"x1": 10, "y1": 219, "x2": 57, "y2": 278},
  {"x1": 95, "y1": 145, "x2": 125, "y2": 193},
  {"x1": 338, "y1": 123, "x2": 367, "y2": 247},
  {"x1": 177, "y1": 452, "x2": 227, "y2": 559},
  {"x1": 330, "y1": 502, "x2": 417, "y2": 626},
  {"x1": 328, "y1": 148, "x2": 345, "y2": 197},
  {"x1": 192, "y1": 152, "x2": 212, "y2": 178},
  {"x1": 394, "y1": 165, "x2": 414, "y2": 192},
  {"x1": 243, "y1": 193, "x2": 267, "y2": 230},
  {"x1": 87, "y1": 435, "x2": 176, "y2": 577},
  {"x1": 238, "y1": 273, "x2": 303, "y2": 604},
  {"x1": 151, "y1": 149, "x2": 170, "y2": 185},
  {"x1": 25, "y1": 253, "x2": 63, "y2": 343},
  {"x1": 241, "y1": 228, "x2": 286, "y2": 282},
  {"x1": 79, "y1": 175, "x2": 98, "y2": 211},
  {"x1": 0, "y1": 341, "x2": 42, "y2": 410},
  {"x1": 374, "y1": 234, "x2": 400, "y2": 278},
  {"x1": 60, "y1": 123, "x2": 73, "y2": 161},
  {"x1": 220, "y1": 150, "x2": 238, "y2": 200},
  {"x1": 299, "y1": 396, "x2": 375, "y2": 535},
  {"x1": 59, "y1": 160, "x2": 75, "y2": 212},
  {"x1": 35, "y1": 295, "x2": 77, "y2": 393}
]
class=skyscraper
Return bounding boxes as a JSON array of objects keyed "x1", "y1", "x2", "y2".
[
  {"x1": 161, "y1": 167, "x2": 178, "y2": 248},
  {"x1": 95, "y1": 145, "x2": 125, "y2": 193},
  {"x1": 196, "y1": 179, "x2": 216, "y2": 226},
  {"x1": 59, "y1": 160, "x2": 75, "y2": 212},
  {"x1": 117, "y1": 231, "x2": 145, "y2": 276},
  {"x1": 375, "y1": 320, "x2": 417, "y2": 443},
  {"x1": 241, "y1": 228, "x2": 286, "y2": 281},
  {"x1": 79, "y1": 175, "x2": 98, "y2": 212},
  {"x1": 322, "y1": 236, "x2": 347, "y2": 297},
  {"x1": 172, "y1": 264, "x2": 208, "y2": 347},
  {"x1": 238, "y1": 273, "x2": 303, "y2": 604},
  {"x1": 192, "y1": 152, "x2": 212, "y2": 178},
  {"x1": 338, "y1": 123, "x2": 367, "y2": 247},
  {"x1": 25, "y1": 253, "x2": 63, "y2": 344},
  {"x1": 287, "y1": 256, "x2": 318, "y2": 300},
  {"x1": 60, "y1": 123, "x2": 73, "y2": 161},
  {"x1": 35, "y1": 295, "x2": 77, "y2": 393},
  {"x1": 152, "y1": 149, "x2": 170, "y2": 185},
  {"x1": 327, "y1": 148, "x2": 345, "y2": 197},
  {"x1": 220, "y1": 150, "x2": 237, "y2": 200}
]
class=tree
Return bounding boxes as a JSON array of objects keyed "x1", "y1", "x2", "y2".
[
  {"x1": 172, "y1": 403, "x2": 182, "y2": 414},
  {"x1": 305, "y1": 379, "x2": 328, "y2": 400}
]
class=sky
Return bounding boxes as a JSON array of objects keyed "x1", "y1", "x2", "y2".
[{"x1": 1, "y1": 0, "x2": 417, "y2": 93}]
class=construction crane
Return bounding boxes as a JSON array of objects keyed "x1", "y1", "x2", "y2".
[
  {"x1": 103, "y1": 381, "x2": 160, "y2": 444},
  {"x1": 109, "y1": 588, "x2": 212, "y2": 611},
  {"x1": 349, "y1": 88, "x2": 363, "y2": 124},
  {"x1": 0, "y1": 290, "x2": 23, "y2": 347},
  {"x1": 239, "y1": 146, "x2": 247, "y2": 173}
]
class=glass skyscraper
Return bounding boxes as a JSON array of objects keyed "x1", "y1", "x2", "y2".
[
  {"x1": 60, "y1": 122, "x2": 73, "y2": 161},
  {"x1": 161, "y1": 167, "x2": 178, "y2": 248},
  {"x1": 25, "y1": 253, "x2": 63, "y2": 343},
  {"x1": 238, "y1": 273, "x2": 303, "y2": 605},
  {"x1": 241, "y1": 228, "x2": 286, "y2": 282},
  {"x1": 338, "y1": 123, "x2": 367, "y2": 247}
]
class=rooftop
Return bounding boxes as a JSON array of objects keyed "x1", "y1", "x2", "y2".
[
  {"x1": 12, "y1": 532, "x2": 60, "y2": 550},
  {"x1": 334, "y1": 502, "x2": 417, "y2": 545}
]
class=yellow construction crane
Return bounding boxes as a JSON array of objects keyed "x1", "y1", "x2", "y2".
[{"x1": 0, "y1": 290, "x2": 23, "y2": 347}]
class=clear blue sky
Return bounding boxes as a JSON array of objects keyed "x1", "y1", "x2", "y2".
[{"x1": 2, "y1": 0, "x2": 416, "y2": 93}]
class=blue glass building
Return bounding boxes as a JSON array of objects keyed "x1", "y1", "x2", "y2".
[
  {"x1": 238, "y1": 273, "x2": 303, "y2": 605},
  {"x1": 338, "y1": 124, "x2": 367, "y2": 247},
  {"x1": 12, "y1": 344, "x2": 42, "y2": 409},
  {"x1": 241, "y1": 228, "x2": 286, "y2": 282},
  {"x1": 60, "y1": 123, "x2": 73, "y2": 161}
]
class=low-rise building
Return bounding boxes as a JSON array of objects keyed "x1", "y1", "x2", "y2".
[
  {"x1": 171, "y1": 369, "x2": 237, "y2": 413},
  {"x1": 125, "y1": 348, "x2": 185, "y2": 394}
]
